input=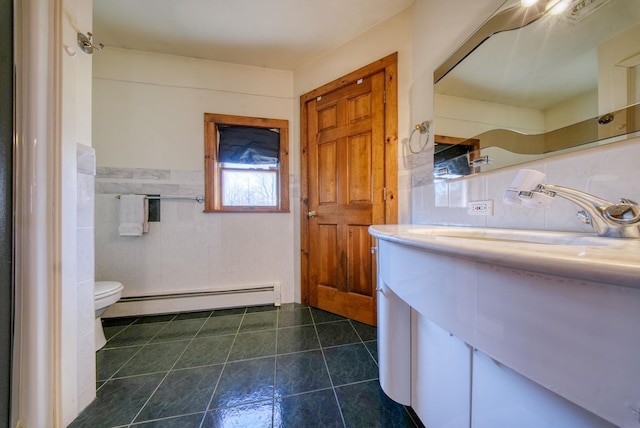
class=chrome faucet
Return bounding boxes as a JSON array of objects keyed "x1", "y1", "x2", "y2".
[{"x1": 505, "y1": 169, "x2": 640, "y2": 238}]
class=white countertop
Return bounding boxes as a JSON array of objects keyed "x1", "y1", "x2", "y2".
[{"x1": 369, "y1": 224, "x2": 640, "y2": 289}]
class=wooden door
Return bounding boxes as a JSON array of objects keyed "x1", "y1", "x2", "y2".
[{"x1": 301, "y1": 54, "x2": 397, "y2": 326}]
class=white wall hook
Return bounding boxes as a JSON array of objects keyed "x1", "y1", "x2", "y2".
[{"x1": 63, "y1": 45, "x2": 76, "y2": 57}]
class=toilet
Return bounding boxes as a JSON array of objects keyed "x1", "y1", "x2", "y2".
[{"x1": 94, "y1": 281, "x2": 124, "y2": 351}]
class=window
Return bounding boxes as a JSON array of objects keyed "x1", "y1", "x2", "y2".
[{"x1": 204, "y1": 113, "x2": 289, "y2": 212}]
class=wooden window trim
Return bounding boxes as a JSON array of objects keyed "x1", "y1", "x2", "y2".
[{"x1": 204, "y1": 113, "x2": 290, "y2": 213}]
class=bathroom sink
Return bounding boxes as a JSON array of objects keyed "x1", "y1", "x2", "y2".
[
  {"x1": 371, "y1": 224, "x2": 640, "y2": 427},
  {"x1": 370, "y1": 224, "x2": 640, "y2": 290},
  {"x1": 406, "y1": 226, "x2": 621, "y2": 246}
]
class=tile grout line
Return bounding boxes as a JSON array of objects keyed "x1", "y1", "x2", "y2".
[
  {"x1": 97, "y1": 319, "x2": 143, "y2": 393},
  {"x1": 347, "y1": 320, "x2": 417, "y2": 427},
  {"x1": 122, "y1": 311, "x2": 213, "y2": 428},
  {"x1": 99, "y1": 315, "x2": 177, "y2": 392},
  {"x1": 310, "y1": 309, "x2": 348, "y2": 428},
  {"x1": 90, "y1": 307, "x2": 389, "y2": 428},
  {"x1": 348, "y1": 319, "x2": 379, "y2": 369},
  {"x1": 272, "y1": 307, "x2": 280, "y2": 427},
  {"x1": 102, "y1": 317, "x2": 138, "y2": 343},
  {"x1": 200, "y1": 307, "x2": 248, "y2": 427},
  {"x1": 126, "y1": 410, "x2": 205, "y2": 427}
]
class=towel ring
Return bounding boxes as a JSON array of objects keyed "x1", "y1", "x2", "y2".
[{"x1": 408, "y1": 121, "x2": 430, "y2": 154}]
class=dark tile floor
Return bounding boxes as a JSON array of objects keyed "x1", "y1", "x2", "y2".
[{"x1": 70, "y1": 304, "x2": 422, "y2": 428}]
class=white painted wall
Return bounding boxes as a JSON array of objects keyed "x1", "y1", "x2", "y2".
[
  {"x1": 435, "y1": 89, "x2": 598, "y2": 139},
  {"x1": 543, "y1": 89, "x2": 598, "y2": 131},
  {"x1": 434, "y1": 94, "x2": 546, "y2": 138},
  {"x1": 598, "y1": 22, "x2": 640, "y2": 114},
  {"x1": 93, "y1": 7, "x2": 413, "y2": 306},
  {"x1": 93, "y1": 48, "x2": 293, "y2": 170},
  {"x1": 93, "y1": 49, "x2": 297, "y2": 306}
]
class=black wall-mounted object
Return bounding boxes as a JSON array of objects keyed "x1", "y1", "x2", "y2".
[{"x1": 147, "y1": 195, "x2": 160, "y2": 222}]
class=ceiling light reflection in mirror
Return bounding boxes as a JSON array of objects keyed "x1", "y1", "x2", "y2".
[{"x1": 433, "y1": 0, "x2": 640, "y2": 180}]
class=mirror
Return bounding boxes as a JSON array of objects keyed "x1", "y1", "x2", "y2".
[{"x1": 433, "y1": 0, "x2": 640, "y2": 179}]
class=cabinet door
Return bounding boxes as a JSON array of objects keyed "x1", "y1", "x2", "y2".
[
  {"x1": 472, "y1": 350, "x2": 617, "y2": 428},
  {"x1": 377, "y1": 281, "x2": 411, "y2": 405},
  {"x1": 413, "y1": 314, "x2": 471, "y2": 428}
]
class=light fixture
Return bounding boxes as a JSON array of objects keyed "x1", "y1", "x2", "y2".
[
  {"x1": 567, "y1": 0, "x2": 612, "y2": 22},
  {"x1": 521, "y1": 0, "x2": 540, "y2": 7},
  {"x1": 546, "y1": 0, "x2": 571, "y2": 15}
]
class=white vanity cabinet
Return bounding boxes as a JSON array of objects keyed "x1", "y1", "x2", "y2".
[
  {"x1": 371, "y1": 225, "x2": 640, "y2": 428},
  {"x1": 471, "y1": 349, "x2": 616, "y2": 428},
  {"x1": 413, "y1": 315, "x2": 471, "y2": 428}
]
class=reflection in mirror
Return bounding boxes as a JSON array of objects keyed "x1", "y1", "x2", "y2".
[
  {"x1": 434, "y1": 135, "x2": 479, "y2": 179},
  {"x1": 433, "y1": 0, "x2": 640, "y2": 180}
]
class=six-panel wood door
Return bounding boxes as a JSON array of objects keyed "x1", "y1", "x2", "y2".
[{"x1": 305, "y1": 71, "x2": 386, "y2": 326}]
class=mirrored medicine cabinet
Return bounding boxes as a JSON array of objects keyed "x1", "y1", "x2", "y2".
[{"x1": 433, "y1": 0, "x2": 640, "y2": 180}]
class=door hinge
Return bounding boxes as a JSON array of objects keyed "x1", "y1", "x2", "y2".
[
  {"x1": 383, "y1": 187, "x2": 387, "y2": 201},
  {"x1": 383, "y1": 89, "x2": 386, "y2": 104}
]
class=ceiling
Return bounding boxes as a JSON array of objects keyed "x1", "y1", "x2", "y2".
[{"x1": 93, "y1": 0, "x2": 414, "y2": 71}]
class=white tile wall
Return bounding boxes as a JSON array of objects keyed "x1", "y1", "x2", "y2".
[
  {"x1": 76, "y1": 143, "x2": 96, "y2": 413},
  {"x1": 95, "y1": 168, "x2": 296, "y2": 307},
  {"x1": 76, "y1": 330, "x2": 96, "y2": 411},
  {"x1": 411, "y1": 137, "x2": 640, "y2": 231}
]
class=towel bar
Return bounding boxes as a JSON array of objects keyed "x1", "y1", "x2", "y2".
[{"x1": 116, "y1": 194, "x2": 204, "y2": 203}]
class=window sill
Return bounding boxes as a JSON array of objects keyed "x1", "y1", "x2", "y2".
[{"x1": 203, "y1": 207, "x2": 290, "y2": 213}]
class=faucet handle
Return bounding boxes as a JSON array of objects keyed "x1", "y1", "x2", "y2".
[
  {"x1": 618, "y1": 198, "x2": 638, "y2": 206},
  {"x1": 604, "y1": 204, "x2": 640, "y2": 224}
]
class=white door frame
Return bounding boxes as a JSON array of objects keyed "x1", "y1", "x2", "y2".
[{"x1": 13, "y1": 0, "x2": 63, "y2": 425}]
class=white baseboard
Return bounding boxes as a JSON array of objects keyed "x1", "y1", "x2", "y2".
[{"x1": 103, "y1": 284, "x2": 281, "y2": 318}]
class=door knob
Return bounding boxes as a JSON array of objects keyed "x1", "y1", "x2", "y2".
[{"x1": 307, "y1": 211, "x2": 317, "y2": 218}]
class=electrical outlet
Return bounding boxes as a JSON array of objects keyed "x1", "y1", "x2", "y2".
[{"x1": 468, "y1": 200, "x2": 493, "y2": 216}]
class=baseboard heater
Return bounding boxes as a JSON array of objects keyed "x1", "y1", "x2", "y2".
[{"x1": 104, "y1": 284, "x2": 281, "y2": 318}]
